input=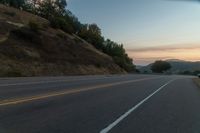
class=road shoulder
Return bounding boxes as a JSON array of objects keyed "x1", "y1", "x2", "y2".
[{"x1": 193, "y1": 78, "x2": 200, "y2": 88}]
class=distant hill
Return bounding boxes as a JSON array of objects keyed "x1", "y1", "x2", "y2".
[
  {"x1": 139, "y1": 59, "x2": 200, "y2": 74},
  {"x1": 0, "y1": 4, "x2": 125, "y2": 76}
]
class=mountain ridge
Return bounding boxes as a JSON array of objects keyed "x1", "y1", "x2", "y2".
[{"x1": 139, "y1": 59, "x2": 200, "y2": 74}]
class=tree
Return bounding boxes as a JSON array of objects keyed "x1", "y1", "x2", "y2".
[
  {"x1": 55, "y1": 0, "x2": 67, "y2": 15},
  {"x1": 37, "y1": 0, "x2": 56, "y2": 20},
  {"x1": 0, "y1": 0, "x2": 136, "y2": 72},
  {"x1": 151, "y1": 60, "x2": 171, "y2": 73},
  {"x1": 78, "y1": 23, "x2": 104, "y2": 49},
  {"x1": 0, "y1": 0, "x2": 7, "y2": 4},
  {"x1": 37, "y1": 0, "x2": 67, "y2": 19},
  {"x1": 67, "y1": 11, "x2": 82, "y2": 33},
  {"x1": 0, "y1": 0, "x2": 26, "y2": 8},
  {"x1": 36, "y1": 0, "x2": 74, "y2": 33},
  {"x1": 103, "y1": 39, "x2": 135, "y2": 72},
  {"x1": 193, "y1": 70, "x2": 200, "y2": 75}
]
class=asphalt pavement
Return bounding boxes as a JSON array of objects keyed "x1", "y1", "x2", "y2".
[{"x1": 0, "y1": 74, "x2": 199, "y2": 133}]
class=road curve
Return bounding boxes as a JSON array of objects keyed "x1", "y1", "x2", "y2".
[{"x1": 0, "y1": 74, "x2": 199, "y2": 133}]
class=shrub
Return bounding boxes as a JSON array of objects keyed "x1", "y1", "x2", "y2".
[
  {"x1": 151, "y1": 60, "x2": 171, "y2": 73},
  {"x1": 73, "y1": 36, "x2": 83, "y2": 43},
  {"x1": 28, "y1": 20, "x2": 40, "y2": 32},
  {"x1": 3, "y1": 11, "x2": 16, "y2": 17},
  {"x1": 56, "y1": 32, "x2": 67, "y2": 39},
  {"x1": 0, "y1": 69, "x2": 23, "y2": 77},
  {"x1": 50, "y1": 17, "x2": 74, "y2": 34},
  {"x1": 11, "y1": 27, "x2": 41, "y2": 45},
  {"x1": 95, "y1": 63, "x2": 102, "y2": 68}
]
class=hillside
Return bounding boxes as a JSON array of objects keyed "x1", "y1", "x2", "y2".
[
  {"x1": 0, "y1": 4, "x2": 125, "y2": 76},
  {"x1": 167, "y1": 60, "x2": 200, "y2": 73},
  {"x1": 139, "y1": 59, "x2": 200, "y2": 74}
]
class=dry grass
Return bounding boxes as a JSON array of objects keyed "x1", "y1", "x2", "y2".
[
  {"x1": 0, "y1": 4, "x2": 49, "y2": 26},
  {"x1": 0, "y1": 4, "x2": 125, "y2": 77},
  {"x1": 0, "y1": 36, "x2": 8, "y2": 43}
]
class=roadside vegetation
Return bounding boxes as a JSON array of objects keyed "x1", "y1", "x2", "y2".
[
  {"x1": 0, "y1": 0, "x2": 135, "y2": 72},
  {"x1": 178, "y1": 70, "x2": 200, "y2": 76},
  {"x1": 151, "y1": 60, "x2": 171, "y2": 73}
]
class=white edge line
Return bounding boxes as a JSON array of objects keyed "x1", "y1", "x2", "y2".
[
  {"x1": 100, "y1": 79, "x2": 175, "y2": 133},
  {"x1": 0, "y1": 77, "x2": 163, "y2": 106}
]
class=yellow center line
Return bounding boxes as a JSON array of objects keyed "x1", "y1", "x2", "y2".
[
  {"x1": 0, "y1": 77, "x2": 163, "y2": 106},
  {"x1": 0, "y1": 77, "x2": 108, "y2": 87}
]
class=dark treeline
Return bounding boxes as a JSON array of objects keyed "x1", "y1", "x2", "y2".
[
  {"x1": 0, "y1": 0, "x2": 135, "y2": 72},
  {"x1": 179, "y1": 70, "x2": 200, "y2": 76},
  {"x1": 151, "y1": 60, "x2": 171, "y2": 73}
]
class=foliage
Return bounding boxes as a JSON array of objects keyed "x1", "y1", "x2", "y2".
[
  {"x1": 77, "y1": 24, "x2": 136, "y2": 72},
  {"x1": 50, "y1": 16, "x2": 74, "y2": 33},
  {"x1": 193, "y1": 70, "x2": 200, "y2": 75},
  {"x1": 28, "y1": 20, "x2": 40, "y2": 32},
  {"x1": 78, "y1": 24, "x2": 104, "y2": 50},
  {"x1": 179, "y1": 70, "x2": 200, "y2": 75},
  {"x1": 0, "y1": 68, "x2": 23, "y2": 77},
  {"x1": 0, "y1": 0, "x2": 136, "y2": 72},
  {"x1": 0, "y1": 0, "x2": 26, "y2": 8},
  {"x1": 151, "y1": 60, "x2": 171, "y2": 73},
  {"x1": 11, "y1": 27, "x2": 41, "y2": 44},
  {"x1": 4, "y1": 69, "x2": 23, "y2": 77},
  {"x1": 103, "y1": 39, "x2": 135, "y2": 72},
  {"x1": 3, "y1": 11, "x2": 16, "y2": 16},
  {"x1": 36, "y1": 0, "x2": 76, "y2": 33},
  {"x1": 179, "y1": 70, "x2": 193, "y2": 75}
]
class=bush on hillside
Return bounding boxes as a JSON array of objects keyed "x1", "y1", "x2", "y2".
[
  {"x1": 151, "y1": 60, "x2": 171, "y2": 73},
  {"x1": 28, "y1": 20, "x2": 40, "y2": 32},
  {"x1": 11, "y1": 27, "x2": 41, "y2": 45},
  {"x1": 50, "y1": 17, "x2": 74, "y2": 34},
  {"x1": 3, "y1": 11, "x2": 16, "y2": 17},
  {"x1": 0, "y1": 0, "x2": 136, "y2": 72},
  {"x1": 0, "y1": 68, "x2": 23, "y2": 77}
]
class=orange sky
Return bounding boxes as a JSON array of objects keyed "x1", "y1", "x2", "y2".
[
  {"x1": 127, "y1": 44, "x2": 200, "y2": 65},
  {"x1": 68, "y1": 0, "x2": 200, "y2": 65}
]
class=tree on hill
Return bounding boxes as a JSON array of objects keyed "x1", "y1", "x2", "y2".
[
  {"x1": 151, "y1": 60, "x2": 171, "y2": 73},
  {"x1": 37, "y1": 0, "x2": 67, "y2": 19},
  {"x1": 0, "y1": 0, "x2": 26, "y2": 8},
  {"x1": 55, "y1": 0, "x2": 67, "y2": 14},
  {"x1": 78, "y1": 24, "x2": 104, "y2": 50},
  {"x1": 36, "y1": 0, "x2": 76, "y2": 33},
  {"x1": 103, "y1": 39, "x2": 135, "y2": 72},
  {"x1": 0, "y1": 0, "x2": 136, "y2": 72}
]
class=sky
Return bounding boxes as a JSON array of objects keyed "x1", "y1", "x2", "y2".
[{"x1": 67, "y1": 0, "x2": 200, "y2": 65}]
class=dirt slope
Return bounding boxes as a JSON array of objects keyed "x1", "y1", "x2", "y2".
[{"x1": 0, "y1": 4, "x2": 125, "y2": 76}]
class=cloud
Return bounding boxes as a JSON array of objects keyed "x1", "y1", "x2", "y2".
[
  {"x1": 135, "y1": 56, "x2": 173, "y2": 60},
  {"x1": 126, "y1": 43, "x2": 200, "y2": 65},
  {"x1": 126, "y1": 44, "x2": 200, "y2": 52}
]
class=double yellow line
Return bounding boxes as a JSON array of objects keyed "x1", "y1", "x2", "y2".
[{"x1": 0, "y1": 77, "x2": 162, "y2": 107}]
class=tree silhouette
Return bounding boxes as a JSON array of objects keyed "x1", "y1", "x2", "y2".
[{"x1": 151, "y1": 60, "x2": 171, "y2": 73}]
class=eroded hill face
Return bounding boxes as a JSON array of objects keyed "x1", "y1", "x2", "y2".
[{"x1": 0, "y1": 4, "x2": 125, "y2": 76}]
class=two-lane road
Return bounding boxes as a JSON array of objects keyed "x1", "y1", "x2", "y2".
[{"x1": 0, "y1": 74, "x2": 199, "y2": 133}]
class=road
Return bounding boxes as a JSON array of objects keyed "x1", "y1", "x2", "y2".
[{"x1": 0, "y1": 74, "x2": 200, "y2": 133}]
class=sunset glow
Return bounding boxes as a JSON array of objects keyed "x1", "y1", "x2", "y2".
[
  {"x1": 127, "y1": 45, "x2": 200, "y2": 65},
  {"x1": 68, "y1": 0, "x2": 200, "y2": 65}
]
